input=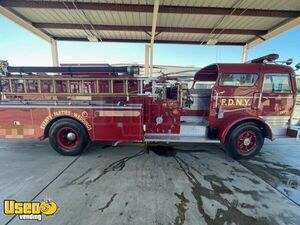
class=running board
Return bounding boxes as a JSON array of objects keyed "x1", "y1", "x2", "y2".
[{"x1": 144, "y1": 133, "x2": 220, "y2": 143}]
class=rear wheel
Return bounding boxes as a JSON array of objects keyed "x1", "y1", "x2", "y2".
[
  {"x1": 225, "y1": 122, "x2": 264, "y2": 159},
  {"x1": 49, "y1": 118, "x2": 89, "y2": 156}
]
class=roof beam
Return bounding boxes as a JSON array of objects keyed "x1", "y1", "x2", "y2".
[
  {"x1": 247, "y1": 17, "x2": 300, "y2": 48},
  {"x1": 1, "y1": 1, "x2": 300, "y2": 18},
  {"x1": 33, "y1": 23, "x2": 267, "y2": 36},
  {"x1": 54, "y1": 37, "x2": 245, "y2": 46},
  {"x1": 0, "y1": 6, "x2": 52, "y2": 43}
]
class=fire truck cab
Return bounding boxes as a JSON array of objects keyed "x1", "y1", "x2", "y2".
[{"x1": 0, "y1": 54, "x2": 299, "y2": 159}]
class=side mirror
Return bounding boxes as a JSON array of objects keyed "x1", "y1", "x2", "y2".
[
  {"x1": 295, "y1": 63, "x2": 300, "y2": 70},
  {"x1": 286, "y1": 58, "x2": 293, "y2": 65}
]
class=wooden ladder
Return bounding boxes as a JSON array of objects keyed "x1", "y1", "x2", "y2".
[{"x1": 0, "y1": 76, "x2": 148, "y2": 101}]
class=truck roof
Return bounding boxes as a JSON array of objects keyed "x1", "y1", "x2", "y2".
[{"x1": 194, "y1": 62, "x2": 294, "y2": 81}]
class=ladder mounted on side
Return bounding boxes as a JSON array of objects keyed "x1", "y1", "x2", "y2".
[{"x1": 0, "y1": 62, "x2": 153, "y2": 102}]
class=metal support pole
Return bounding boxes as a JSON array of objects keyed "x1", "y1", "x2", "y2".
[
  {"x1": 149, "y1": 45, "x2": 153, "y2": 77},
  {"x1": 51, "y1": 39, "x2": 59, "y2": 66},
  {"x1": 145, "y1": 44, "x2": 151, "y2": 77},
  {"x1": 241, "y1": 44, "x2": 248, "y2": 63},
  {"x1": 149, "y1": 0, "x2": 160, "y2": 77}
]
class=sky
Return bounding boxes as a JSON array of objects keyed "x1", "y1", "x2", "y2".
[{"x1": 0, "y1": 15, "x2": 300, "y2": 68}]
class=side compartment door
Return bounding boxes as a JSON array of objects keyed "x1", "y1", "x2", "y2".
[
  {"x1": 0, "y1": 108, "x2": 34, "y2": 139},
  {"x1": 259, "y1": 73, "x2": 294, "y2": 135},
  {"x1": 93, "y1": 106, "x2": 144, "y2": 141}
]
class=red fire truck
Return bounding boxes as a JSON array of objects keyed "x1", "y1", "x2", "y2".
[{"x1": 0, "y1": 54, "x2": 299, "y2": 159}]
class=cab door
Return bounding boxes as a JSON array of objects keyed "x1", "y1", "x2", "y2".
[
  {"x1": 259, "y1": 73, "x2": 294, "y2": 135},
  {"x1": 212, "y1": 73, "x2": 260, "y2": 117}
]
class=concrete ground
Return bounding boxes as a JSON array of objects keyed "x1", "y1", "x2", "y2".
[{"x1": 0, "y1": 139, "x2": 299, "y2": 225}]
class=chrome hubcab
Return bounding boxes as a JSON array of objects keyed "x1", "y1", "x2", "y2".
[
  {"x1": 243, "y1": 138, "x2": 251, "y2": 146},
  {"x1": 66, "y1": 132, "x2": 76, "y2": 141}
]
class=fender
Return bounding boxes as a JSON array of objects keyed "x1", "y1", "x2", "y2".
[
  {"x1": 218, "y1": 115, "x2": 273, "y2": 144},
  {"x1": 43, "y1": 115, "x2": 93, "y2": 140}
]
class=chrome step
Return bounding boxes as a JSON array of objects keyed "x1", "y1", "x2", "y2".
[
  {"x1": 144, "y1": 133, "x2": 220, "y2": 143},
  {"x1": 180, "y1": 123, "x2": 207, "y2": 137}
]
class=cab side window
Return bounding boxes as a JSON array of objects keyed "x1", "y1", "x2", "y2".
[
  {"x1": 263, "y1": 74, "x2": 291, "y2": 93},
  {"x1": 219, "y1": 74, "x2": 258, "y2": 86}
]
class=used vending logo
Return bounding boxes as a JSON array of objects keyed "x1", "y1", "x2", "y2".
[{"x1": 3, "y1": 199, "x2": 58, "y2": 221}]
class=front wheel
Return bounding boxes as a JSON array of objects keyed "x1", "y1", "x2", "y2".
[
  {"x1": 49, "y1": 118, "x2": 89, "y2": 156},
  {"x1": 225, "y1": 122, "x2": 264, "y2": 159}
]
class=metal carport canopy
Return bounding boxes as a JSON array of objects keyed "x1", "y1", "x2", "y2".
[{"x1": 0, "y1": 0, "x2": 300, "y2": 74}]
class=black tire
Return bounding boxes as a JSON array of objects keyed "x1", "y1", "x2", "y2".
[
  {"x1": 49, "y1": 118, "x2": 89, "y2": 156},
  {"x1": 225, "y1": 122, "x2": 264, "y2": 160}
]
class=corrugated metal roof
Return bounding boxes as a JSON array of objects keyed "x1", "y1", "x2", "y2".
[
  {"x1": 1, "y1": 0, "x2": 300, "y2": 45},
  {"x1": 24, "y1": 0, "x2": 300, "y2": 10},
  {"x1": 14, "y1": 8, "x2": 153, "y2": 26}
]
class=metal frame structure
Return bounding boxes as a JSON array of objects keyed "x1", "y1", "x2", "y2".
[
  {"x1": 1, "y1": 1, "x2": 299, "y2": 17},
  {"x1": 1, "y1": 1, "x2": 300, "y2": 67},
  {"x1": 0, "y1": 5, "x2": 59, "y2": 66}
]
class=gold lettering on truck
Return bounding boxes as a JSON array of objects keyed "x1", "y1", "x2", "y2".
[
  {"x1": 220, "y1": 98, "x2": 251, "y2": 107},
  {"x1": 228, "y1": 99, "x2": 235, "y2": 106},
  {"x1": 40, "y1": 110, "x2": 92, "y2": 130}
]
